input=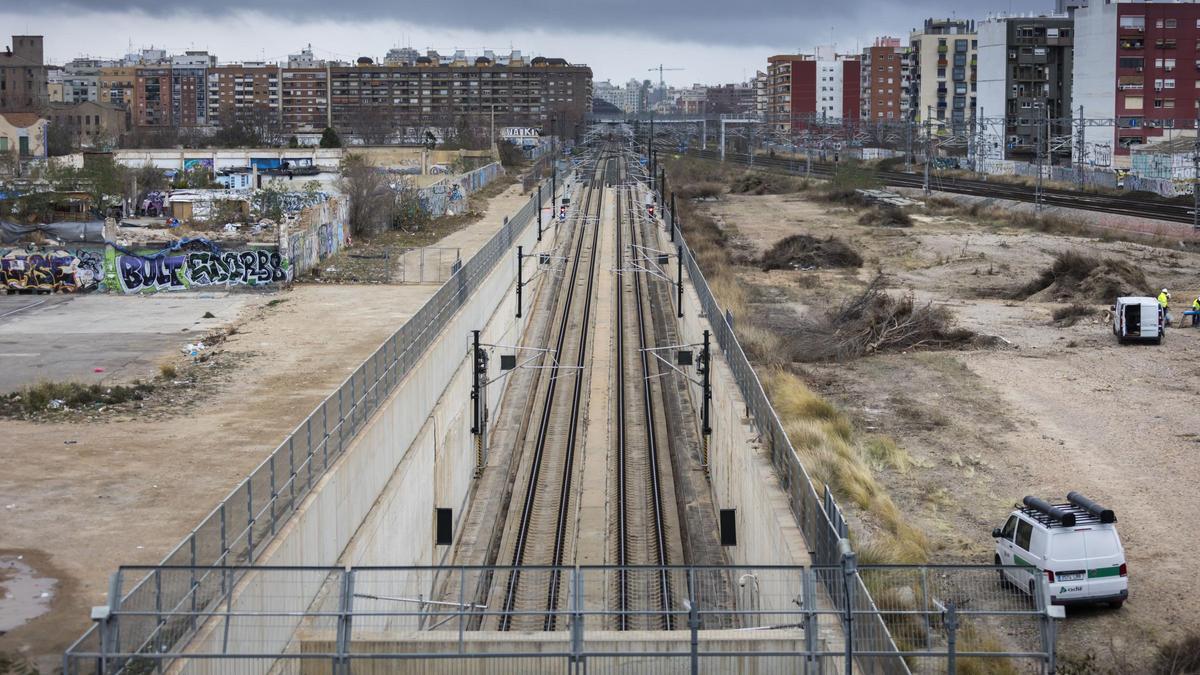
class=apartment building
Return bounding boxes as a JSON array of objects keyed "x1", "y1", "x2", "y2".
[
  {"x1": 1074, "y1": 1, "x2": 1200, "y2": 167},
  {"x1": 706, "y1": 82, "x2": 756, "y2": 115},
  {"x1": 207, "y1": 64, "x2": 280, "y2": 128},
  {"x1": 755, "y1": 70, "x2": 769, "y2": 117},
  {"x1": 767, "y1": 48, "x2": 861, "y2": 133},
  {"x1": 0, "y1": 35, "x2": 48, "y2": 112},
  {"x1": 861, "y1": 36, "x2": 910, "y2": 122},
  {"x1": 909, "y1": 19, "x2": 978, "y2": 129},
  {"x1": 327, "y1": 56, "x2": 591, "y2": 139},
  {"x1": 977, "y1": 14, "x2": 1075, "y2": 163},
  {"x1": 100, "y1": 66, "x2": 136, "y2": 106}
]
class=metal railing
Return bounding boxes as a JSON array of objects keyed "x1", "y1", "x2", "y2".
[
  {"x1": 63, "y1": 564, "x2": 1052, "y2": 675},
  {"x1": 662, "y1": 194, "x2": 911, "y2": 674},
  {"x1": 64, "y1": 176, "x2": 551, "y2": 672},
  {"x1": 395, "y1": 246, "x2": 462, "y2": 284}
]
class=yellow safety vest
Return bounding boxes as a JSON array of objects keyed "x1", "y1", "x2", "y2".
[{"x1": 1159, "y1": 292, "x2": 1169, "y2": 308}]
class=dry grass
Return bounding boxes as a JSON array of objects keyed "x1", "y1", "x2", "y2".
[
  {"x1": 763, "y1": 369, "x2": 928, "y2": 564},
  {"x1": 1, "y1": 380, "x2": 156, "y2": 416},
  {"x1": 159, "y1": 362, "x2": 178, "y2": 379},
  {"x1": 858, "y1": 206, "x2": 914, "y2": 228},
  {"x1": 1051, "y1": 303, "x2": 1099, "y2": 327},
  {"x1": 1016, "y1": 251, "x2": 1149, "y2": 302}
]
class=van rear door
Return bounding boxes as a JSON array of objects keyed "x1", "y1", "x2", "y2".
[
  {"x1": 1047, "y1": 531, "x2": 1089, "y2": 603},
  {"x1": 1082, "y1": 528, "x2": 1126, "y2": 600},
  {"x1": 1141, "y1": 303, "x2": 1160, "y2": 337}
]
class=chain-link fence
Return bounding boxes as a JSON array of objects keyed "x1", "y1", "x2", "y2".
[
  {"x1": 62, "y1": 176, "x2": 551, "y2": 673},
  {"x1": 63, "y1": 564, "x2": 1052, "y2": 675},
  {"x1": 395, "y1": 246, "x2": 462, "y2": 284}
]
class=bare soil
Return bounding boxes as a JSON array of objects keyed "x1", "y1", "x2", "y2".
[
  {"x1": 0, "y1": 283, "x2": 437, "y2": 669},
  {"x1": 697, "y1": 191, "x2": 1200, "y2": 664}
]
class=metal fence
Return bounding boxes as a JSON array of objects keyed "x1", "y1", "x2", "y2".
[
  {"x1": 395, "y1": 246, "x2": 462, "y2": 284},
  {"x1": 63, "y1": 564, "x2": 1051, "y2": 675},
  {"x1": 64, "y1": 176, "x2": 550, "y2": 672}
]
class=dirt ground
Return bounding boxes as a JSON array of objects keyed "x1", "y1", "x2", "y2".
[
  {"x1": 699, "y1": 191, "x2": 1200, "y2": 664},
  {"x1": 0, "y1": 183, "x2": 531, "y2": 668}
]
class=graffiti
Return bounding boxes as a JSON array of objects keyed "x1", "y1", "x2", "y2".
[
  {"x1": 107, "y1": 239, "x2": 290, "y2": 293},
  {"x1": 1, "y1": 245, "x2": 100, "y2": 293}
]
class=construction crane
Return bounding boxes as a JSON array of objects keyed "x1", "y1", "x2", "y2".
[{"x1": 647, "y1": 64, "x2": 684, "y2": 91}]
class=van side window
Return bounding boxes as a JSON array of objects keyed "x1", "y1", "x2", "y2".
[
  {"x1": 1015, "y1": 519, "x2": 1033, "y2": 551},
  {"x1": 1001, "y1": 515, "x2": 1017, "y2": 540}
]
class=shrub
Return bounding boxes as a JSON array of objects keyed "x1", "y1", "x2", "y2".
[{"x1": 858, "y1": 206, "x2": 913, "y2": 228}]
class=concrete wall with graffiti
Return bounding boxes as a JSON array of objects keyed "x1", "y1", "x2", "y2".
[
  {"x1": 1, "y1": 244, "x2": 105, "y2": 293},
  {"x1": 282, "y1": 197, "x2": 349, "y2": 279},
  {"x1": 103, "y1": 239, "x2": 290, "y2": 294},
  {"x1": 417, "y1": 162, "x2": 504, "y2": 217}
]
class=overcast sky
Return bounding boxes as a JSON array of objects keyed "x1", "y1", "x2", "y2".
[{"x1": 6, "y1": 0, "x2": 1049, "y2": 86}]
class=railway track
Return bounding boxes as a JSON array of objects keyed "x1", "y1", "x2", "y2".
[
  {"x1": 613, "y1": 161, "x2": 673, "y2": 631},
  {"x1": 682, "y1": 147, "x2": 1196, "y2": 224},
  {"x1": 496, "y1": 148, "x2": 607, "y2": 632}
]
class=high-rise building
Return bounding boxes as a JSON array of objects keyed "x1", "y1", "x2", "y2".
[
  {"x1": 0, "y1": 35, "x2": 48, "y2": 112},
  {"x1": 706, "y1": 82, "x2": 756, "y2": 115},
  {"x1": 861, "y1": 36, "x2": 910, "y2": 122},
  {"x1": 767, "y1": 48, "x2": 861, "y2": 133},
  {"x1": 1073, "y1": 1, "x2": 1200, "y2": 168},
  {"x1": 908, "y1": 19, "x2": 977, "y2": 129},
  {"x1": 977, "y1": 14, "x2": 1074, "y2": 163},
  {"x1": 754, "y1": 70, "x2": 769, "y2": 117},
  {"x1": 100, "y1": 66, "x2": 136, "y2": 107}
]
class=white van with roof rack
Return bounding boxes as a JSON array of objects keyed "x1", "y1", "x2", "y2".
[{"x1": 992, "y1": 492, "x2": 1128, "y2": 608}]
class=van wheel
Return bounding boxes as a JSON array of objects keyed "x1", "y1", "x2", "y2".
[{"x1": 1154, "y1": 334, "x2": 1163, "y2": 345}]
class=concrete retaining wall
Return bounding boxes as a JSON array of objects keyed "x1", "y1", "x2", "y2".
[
  {"x1": 177, "y1": 188, "x2": 559, "y2": 675},
  {"x1": 646, "y1": 189, "x2": 811, "y2": 572}
]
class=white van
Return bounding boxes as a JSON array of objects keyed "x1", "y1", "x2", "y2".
[
  {"x1": 1112, "y1": 296, "x2": 1163, "y2": 344},
  {"x1": 993, "y1": 492, "x2": 1127, "y2": 608}
]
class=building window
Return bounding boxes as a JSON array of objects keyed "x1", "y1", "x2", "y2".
[
  {"x1": 1119, "y1": 16, "x2": 1145, "y2": 31},
  {"x1": 1125, "y1": 95, "x2": 1143, "y2": 109}
]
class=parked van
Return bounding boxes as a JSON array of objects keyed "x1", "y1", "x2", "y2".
[
  {"x1": 1112, "y1": 296, "x2": 1163, "y2": 344},
  {"x1": 993, "y1": 492, "x2": 1127, "y2": 608}
]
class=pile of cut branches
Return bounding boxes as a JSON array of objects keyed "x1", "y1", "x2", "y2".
[{"x1": 792, "y1": 277, "x2": 975, "y2": 362}]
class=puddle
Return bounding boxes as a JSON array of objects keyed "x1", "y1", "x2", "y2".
[{"x1": 0, "y1": 555, "x2": 56, "y2": 633}]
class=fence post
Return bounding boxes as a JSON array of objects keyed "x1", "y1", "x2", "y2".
[
  {"x1": 945, "y1": 601, "x2": 958, "y2": 675},
  {"x1": 334, "y1": 569, "x2": 355, "y2": 675},
  {"x1": 803, "y1": 568, "x2": 819, "y2": 675},
  {"x1": 189, "y1": 533, "x2": 198, "y2": 632},
  {"x1": 839, "y1": 538, "x2": 856, "y2": 675},
  {"x1": 687, "y1": 582, "x2": 700, "y2": 675},
  {"x1": 569, "y1": 567, "x2": 584, "y2": 672}
]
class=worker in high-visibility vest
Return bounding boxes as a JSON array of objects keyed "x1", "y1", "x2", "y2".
[
  {"x1": 1159, "y1": 289, "x2": 1172, "y2": 326},
  {"x1": 1192, "y1": 296, "x2": 1200, "y2": 327}
]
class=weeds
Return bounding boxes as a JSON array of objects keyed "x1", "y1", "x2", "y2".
[
  {"x1": 858, "y1": 206, "x2": 914, "y2": 228},
  {"x1": 728, "y1": 172, "x2": 802, "y2": 195},
  {"x1": 1051, "y1": 303, "x2": 1099, "y2": 327},
  {"x1": 764, "y1": 369, "x2": 929, "y2": 564},
  {"x1": 159, "y1": 363, "x2": 178, "y2": 379},
  {"x1": 2, "y1": 380, "x2": 156, "y2": 415}
]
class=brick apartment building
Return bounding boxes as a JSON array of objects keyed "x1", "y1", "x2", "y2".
[
  {"x1": 132, "y1": 52, "x2": 592, "y2": 139},
  {"x1": 767, "y1": 49, "x2": 861, "y2": 133},
  {"x1": 860, "y1": 36, "x2": 910, "y2": 122},
  {"x1": 0, "y1": 35, "x2": 48, "y2": 112},
  {"x1": 705, "y1": 82, "x2": 756, "y2": 115},
  {"x1": 977, "y1": 14, "x2": 1074, "y2": 163},
  {"x1": 1075, "y1": 1, "x2": 1200, "y2": 167},
  {"x1": 100, "y1": 66, "x2": 135, "y2": 107}
]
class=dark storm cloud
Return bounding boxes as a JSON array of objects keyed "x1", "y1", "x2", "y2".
[{"x1": 31, "y1": 0, "x2": 1050, "y2": 46}]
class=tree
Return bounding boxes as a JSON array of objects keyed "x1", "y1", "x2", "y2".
[
  {"x1": 288, "y1": 135, "x2": 299, "y2": 148},
  {"x1": 347, "y1": 106, "x2": 393, "y2": 146},
  {"x1": 390, "y1": 175, "x2": 428, "y2": 232},
  {"x1": 336, "y1": 153, "x2": 392, "y2": 237},
  {"x1": 46, "y1": 121, "x2": 76, "y2": 156},
  {"x1": 497, "y1": 140, "x2": 525, "y2": 168},
  {"x1": 319, "y1": 126, "x2": 341, "y2": 148}
]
